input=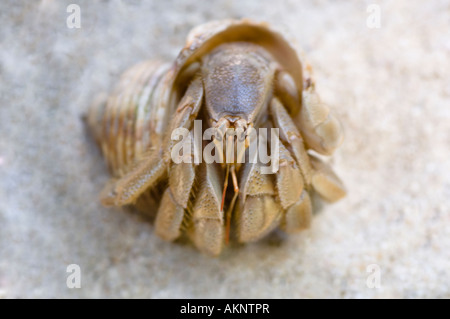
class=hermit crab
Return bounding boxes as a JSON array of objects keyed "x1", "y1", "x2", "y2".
[{"x1": 87, "y1": 19, "x2": 346, "y2": 256}]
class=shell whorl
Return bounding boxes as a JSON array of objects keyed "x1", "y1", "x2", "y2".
[{"x1": 87, "y1": 60, "x2": 170, "y2": 177}]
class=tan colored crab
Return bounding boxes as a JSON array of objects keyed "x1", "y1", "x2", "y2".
[{"x1": 87, "y1": 19, "x2": 346, "y2": 256}]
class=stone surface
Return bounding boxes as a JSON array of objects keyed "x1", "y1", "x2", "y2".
[{"x1": 0, "y1": 0, "x2": 449, "y2": 298}]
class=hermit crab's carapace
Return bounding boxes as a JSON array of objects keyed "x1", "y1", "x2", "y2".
[{"x1": 87, "y1": 19, "x2": 346, "y2": 256}]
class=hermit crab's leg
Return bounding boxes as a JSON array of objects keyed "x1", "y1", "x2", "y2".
[
  {"x1": 274, "y1": 70, "x2": 344, "y2": 156},
  {"x1": 154, "y1": 131, "x2": 196, "y2": 241},
  {"x1": 270, "y1": 97, "x2": 313, "y2": 185},
  {"x1": 249, "y1": 117, "x2": 310, "y2": 234},
  {"x1": 269, "y1": 98, "x2": 314, "y2": 233},
  {"x1": 188, "y1": 163, "x2": 224, "y2": 256},
  {"x1": 99, "y1": 150, "x2": 166, "y2": 207},
  {"x1": 271, "y1": 97, "x2": 345, "y2": 205},
  {"x1": 309, "y1": 153, "x2": 346, "y2": 202},
  {"x1": 100, "y1": 76, "x2": 204, "y2": 206},
  {"x1": 298, "y1": 87, "x2": 344, "y2": 156},
  {"x1": 264, "y1": 120, "x2": 311, "y2": 234},
  {"x1": 235, "y1": 161, "x2": 282, "y2": 243},
  {"x1": 282, "y1": 190, "x2": 313, "y2": 233},
  {"x1": 235, "y1": 118, "x2": 307, "y2": 242},
  {"x1": 154, "y1": 188, "x2": 184, "y2": 240},
  {"x1": 276, "y1": 142, "x2": 304, "y2": 210},
  {"x1": 274, "y1": 70, "x2": 301, "y2": 116}
]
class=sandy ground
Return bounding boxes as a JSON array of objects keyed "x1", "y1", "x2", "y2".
[{"x1": 0, "y1": 0, "x2": 449, "y2": 298}]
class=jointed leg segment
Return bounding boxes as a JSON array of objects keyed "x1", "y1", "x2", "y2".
[{"x1": 99, "y1": 76, "x2": 204, "y2": 207}]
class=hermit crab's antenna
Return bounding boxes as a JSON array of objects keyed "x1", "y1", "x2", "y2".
[
  {"x1": 221, "y1": 134, "x2": 241, "y2": 245},
  {"x1": 225, "y1": 165, "x2": 239, "y2": 244},
  {"x1": 220, "y1": 164, "x2": 230, "y2": 212}
]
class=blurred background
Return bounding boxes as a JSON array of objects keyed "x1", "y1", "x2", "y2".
[{"x1": 0, "y1": 0, "x2": 449, "y2": 298}]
